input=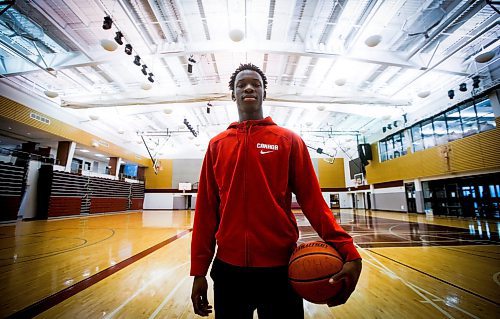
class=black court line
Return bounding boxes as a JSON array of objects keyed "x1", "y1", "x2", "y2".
[
  {"x1": 438, "y1": 246, "x2": 500, "y2": 260},
  {"x1": 366, "y1": 248, "x2": 500, "y2": 307},
  {"x1": 0, "y1": 228, "x2": 116, "y2": 267},
  {"x1": 5, "y1": 228, "x2": 193, "y2": 319}
]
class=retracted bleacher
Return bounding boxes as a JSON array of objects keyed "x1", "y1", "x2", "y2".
[
  {"x1": 130, "y1": 183, "x2": 145, "y2": 210},
  {"x1": 0, "y1": 162, "x2": 26, "y2": 221},
  {"x1": 38, "y1": 165, "x2": 145, "y2": 218}
]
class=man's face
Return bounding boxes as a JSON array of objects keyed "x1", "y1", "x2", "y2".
[{"x1": 233, "y1": 69, "x2": 265, "y2": 114}]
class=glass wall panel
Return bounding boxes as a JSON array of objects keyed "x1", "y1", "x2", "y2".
[
  {"x1": 401, "y1": 131, "x2": 408, "y2": 155},
  {"x1": 393, "y1": 133, "x2": 402, "y2": 158},
  {"x1": 386, "y1": 137, "x2": 395, "y2": 160},
  {"x1": 445, "y1": 108, "x2": 463, "y2": 141},
  {"x1": 433, "y1": 114, "x2": 448, "y2": 145},
  {"x1": 379, "y1": 140, "x2": 388, "y2": 162},
  {"x1": 475, "y1": 99, "x2": 496, "y2": 132},
  {"x1": 411, "y1": 124, "x2": 423, "y2": 152},
  {"x1": 421, "y1": 120, "x2": 435, "y2": 149},
  {"x1": 460, "y1": 104, "x2": 478, "y2": 137}
]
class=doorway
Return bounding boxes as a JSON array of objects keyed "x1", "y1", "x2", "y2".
[{"x1": 405, "y1": 183, "x2": 417, "y2": 213}]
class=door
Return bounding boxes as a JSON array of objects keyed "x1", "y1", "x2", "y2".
[{"x1": 405, "y1": 183, "x2": 417, "y2": 213}]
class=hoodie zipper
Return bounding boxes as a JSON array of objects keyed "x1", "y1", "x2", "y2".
[{"x1": 244, "y1": 121, "x2": 252, "y2": 266}]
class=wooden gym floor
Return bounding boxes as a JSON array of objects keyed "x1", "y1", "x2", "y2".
[{"x1": 0, "y1": 209, "x2": 498, "y2": 318}]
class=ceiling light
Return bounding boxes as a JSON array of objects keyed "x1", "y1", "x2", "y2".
[
  {"x1": 141, "y1": 82, "x2": 152, "y2": 90},
  {"x1": 114, "y1": 31, "x2": 123, "y2": 45},
  {"x1": 102, "y1": 16, "x2": 113, "y2": 30},
  {"x1": 365, "y1": 34, "x2": 382, "y2": 47},
  {"x1": 459, "y1": 83, "x2": 467, "y2": 92},
  {"x1": 305, "y1": 121, "x2": 313, "y2": 127},
  {"x1": 79, "y1": 149, "x2": 90, "y2": 153},
  {"x1": 100, "y1": 39, "x2": 118, "y2": 51},
  {"x1": 334, "y1": 78, "x2": 346, "y2": 86},
  {"x1": 44, "y1": 90, "x2": 59, "y2": 98},
  {"x1": 118, "y1": 130, "x2": 125, "y2": 134},
  {"x1": 124, "y1": 44, "x2": 132, "y2": 55},
  {"x1": 448, "y1": 89, "x2": 455, "y2": 99},
  {"x1": 417, "y1": 90, "x2": 430, "y2": 98},
  {"x1": 89, "y1": 114, "x2": 99, "y2": 121},
  {"x1": 133, "y1": 55, "x2": 141, "y2": 66},
  {"x1": 95, "y1": 153, "x2": 104, "y2": 157},
  {"x1": 229, "y1": 28, "x2": 244, "y2": 42},
  {"x1": 147, "y1": 73, "x2": 154, "y2": 83},
  {"x1": 91, "y1": 141, "x2": 99, "y2": 148},
  {"x1": 163, "y1": 108, "x2": 173, "y2": 114},
  {"x1": 317, "y1": 105, "x2": 325, "y2": 111},
  {"x1": 474, "y1": 51, "x2": 495, "y2": 63},
  {"x1": 141, "y1": 64, "x2": 148, "y2": 75}
]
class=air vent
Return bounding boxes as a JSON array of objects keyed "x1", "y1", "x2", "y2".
[
  {"x1": 98, "y1": 140, "x2": 109, "y2": 148},
  {"x1": 30, "y1": 112, "x2": 50, "y2": 125}
]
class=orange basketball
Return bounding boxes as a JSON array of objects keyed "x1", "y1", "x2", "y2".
[{"x1": 288, "y1": 241, "x2": 344, "y2": 304}]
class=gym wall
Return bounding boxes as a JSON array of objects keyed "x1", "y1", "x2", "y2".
[{"x1": 366, "y1": 117, "x2": 500, "y2": 184}]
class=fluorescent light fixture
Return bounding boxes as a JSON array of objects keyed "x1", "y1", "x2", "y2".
[
  {"x1": 95, "y1": 153, "x2": 105, "y2": 157},
  {"x1": 79, "y1": 149, "x2": 90, "y2": 153}
]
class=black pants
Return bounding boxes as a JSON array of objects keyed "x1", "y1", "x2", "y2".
[{"x1": 210, "y1": 258, "x2": 304, "y2": 319}]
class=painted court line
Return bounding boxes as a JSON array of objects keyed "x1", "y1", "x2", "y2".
[
  {"x1": 6, "y1": 229, "x2": 192, "y2": 319},
  {"x1": 149, "y1": 276, "x2": 189, "y2": 319}
]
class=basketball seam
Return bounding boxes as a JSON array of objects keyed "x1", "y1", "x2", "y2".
[
  {"x1": 289, "y1": 272, "x2": 339, "y2": 282},
  {"x1": 289, "y1": 251, "x2": 343, "y2": 265}
]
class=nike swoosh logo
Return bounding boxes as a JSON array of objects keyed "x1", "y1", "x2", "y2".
[{"x1": 260, "y1": 150, "x2": 274, "y2": 154}]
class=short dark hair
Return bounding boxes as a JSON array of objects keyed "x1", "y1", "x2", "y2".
[{"x1": 228, "y1": 63, "x2": 268, "y2": 94}]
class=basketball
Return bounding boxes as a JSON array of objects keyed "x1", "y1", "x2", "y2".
[{"x1": 288, "y1": 241, "x2": 344, "y2": 304}]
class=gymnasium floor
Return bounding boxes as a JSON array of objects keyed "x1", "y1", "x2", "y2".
[{"x1": 0, "y1": 209, "x2": 498, "y2": 318}]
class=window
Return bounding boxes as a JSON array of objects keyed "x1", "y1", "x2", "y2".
[
  {"x1": 379, "y1": 131, "x2": 408, "y2": 162},
  {"x1": 446, "y1": 108, "x2": 462, "y2": 141},
  {"x1": 411, "y1": 124, "x2": 423, "y2": 152},
  {"x1": 460, "y1": 103, "x2": 478, "y2": 137},
  {"x1": 475, "y1": 99, "x2": 496, "y2": 132},
  {"x1": 379, "y1": 140, "x2": 388, "y2": 162},
  {"x1": 421, "y1": 120, "x2": 436, "y2": 149},
  {"x1": 433, "y1": 114, "x2": 447, "y2": 145}
]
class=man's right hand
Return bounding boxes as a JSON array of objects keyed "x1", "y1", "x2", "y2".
[{"x1": 191, "y1": 276, "x2": 213, "y2": 317}]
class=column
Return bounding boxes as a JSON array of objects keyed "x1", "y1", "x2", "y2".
[
  {"x1": 56, "y1": 141, "x2": 76, "y2": 172},
  {"x1": 108, "y1": 157, "x2": 121, "y2": 178},
  {"x1": 414, "y1": 178, "x2": 424, "y2": 213}
]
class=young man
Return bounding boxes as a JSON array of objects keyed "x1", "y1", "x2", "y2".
[{"x1": 191, "y1": 63, "x2": 362, "y2": 318}]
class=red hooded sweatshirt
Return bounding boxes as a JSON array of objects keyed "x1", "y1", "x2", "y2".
[{"x1": 190, "y1": 117, "x2": 361, "y2": 276}]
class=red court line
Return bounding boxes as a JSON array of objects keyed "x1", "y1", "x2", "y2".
[{"x1": 6, "y1": 228, "x2": 193, "y2": 319}]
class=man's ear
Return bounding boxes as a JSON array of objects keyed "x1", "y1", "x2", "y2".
[{"x1": 263, "y1": 91, "x2": 266, "y2": 100}]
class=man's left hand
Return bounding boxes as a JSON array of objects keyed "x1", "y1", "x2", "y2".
[{"x1": 326, "y1": 259, "x2": 362, "y2": 307}]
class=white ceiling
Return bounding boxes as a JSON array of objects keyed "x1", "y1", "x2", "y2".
[{"x1": 0, "y1": 0, "x2": 498, "y2": 162}]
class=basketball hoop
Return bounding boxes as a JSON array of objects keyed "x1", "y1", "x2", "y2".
[{"x1": 322, "y1": 157, "x2": 335, "y2": 164}]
